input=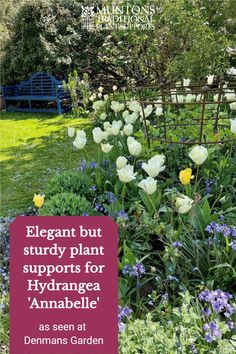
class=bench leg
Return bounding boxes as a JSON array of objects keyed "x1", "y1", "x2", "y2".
[{"x1": 57, "y1": 98, "x2": 62, "y2": 115}]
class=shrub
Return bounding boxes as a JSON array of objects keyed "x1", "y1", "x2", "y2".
[
  {"x1": 45, "y1": 170, "x2": 94, "y2": 199},
  {"x1": 39, "y1": 192, "x2": 96, "y2": 216}
]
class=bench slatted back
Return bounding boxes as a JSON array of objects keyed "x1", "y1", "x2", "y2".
[{"x1": 17, "y1": 73, "x2": 62, "y2": 96}]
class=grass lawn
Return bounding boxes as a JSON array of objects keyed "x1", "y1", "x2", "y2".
[{"x1": 0, "y1": 112, "x2": 95, "y2": 216}]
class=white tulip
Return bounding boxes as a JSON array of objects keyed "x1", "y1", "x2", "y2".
[
  {"x1": 213, "y1": 94, "x2": 219, "y2": 102},
  {"x1": 93, "y1": 100, "x2": 105, "y2": 112},
  {"x1": 185, "y1": 94, "x2": 196, "y2": 103},
  {"x1": 155, "y1": 107, "x2": 163, "y2": 116},
  {"x1": 100, "y1": 113, "x2": 107, "y2": 121},
  {"x1": 177, "y1": 95, "x2": 184, "y2": 103},
  {"x1": 103, "y1": 121, "x2": 111, "y2": 131},
  {"x1": 116, "y1": 156, "x2": 128, "y2": 169},
  {"x1": 117, "y1": 164, "x2": 137, "y2": 183},
  {"x1": 73, "y1": 136, "x2": 87, "y2": 149},
  {"x1": 183, "y1": 78, "x2": 191, "y2": 87},
  {"x1": 127, "y1": 100, "x2": 141, "y2": 113},
  {"x1": 225, "y1": 90, "x2": 236, "y2": 101},
  {"x1": 76, "y1": 130, "x2": 86, "y2": 138},
  {"x1": 188, "y1": 145, "x2": 208, "y2": 165},
  {"x1": 111, "y1": 120, "x2": 123, "y2": 135},
  {"x1": 92, "y1": 127, "x2": 105, "y2": 144},
  {"x1": 176, "y1": 81, "x2": 181, "y2": 87},
  {"x1": 127, "y1": 137, "x2": 142, "y2": 156},
  {"x1": 124, "y1": 124, "x2": 133, "y2": 136},
  {"x1": 98, "y1": 93, "x2": 103, "y2": 98},
  {"x1": 207, "y1": 75, "x2": 214, "y2": 85},
  {"x1": 138, "y1": 177, "x2": 157, "y2": 195},
  {"x1": 110, "y1": 101, "x2": 125, "y2": 112},
  {"x1": 104, "y1": 94, "x2": 109, "y2": 101},
  {"x1": 140, "y1": 105, "x2": 153, "y2": 118},
  {"x1": 113, "y1": 85, "x2": 117, "y2": 91},
  {"x1": 101, "y1": 143, "x2": 113, "y2": 153},
  {"x1": 89, "y1": 93, "x2": 97, "y2": 101},
  {"x1": 230, "y1": 119, "x2": 236, "y2": 133},
  {"x1": 196, "y1": 94, "x2": 202, "y2": 102},
  {"x1": 68, "y1": 127, "x2": 75, "y2": 138},
  {"x1": 98, "y1": 86, "x2": 104, "y2": 93},
  {"x1": 124, "y1": 112, "x2": 139, "y2": 124},
  {"x1": 142, "y1": 154, "x2": 165, "y2": 178},
  {"x1": 175, "y1": 195, "x2": 194, "y2": 214},
  {"x1": 230, "y1": 102, "x2": 236, "y2": 110}
]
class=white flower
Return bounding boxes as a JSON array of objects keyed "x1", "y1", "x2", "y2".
[
  {"x1": 177, "y1": 95, "x2": 184, "y2": 103},
  {"x1": 127, "y1": 137, "x2": 142, "y2": 156},
  {"x1": 123, "y1": 111, "x2": 139, "y2": 124},
  {"x1": 176, "y1": 81, "x2": 181, "y2": 87},
  {"x1": 188, "y1": 145, "x2": 208, "y2": 165},
  {"x1": 117, "y1": 164, "x2": 137, "y2": 183},
  {"x1": 98, "y1": 93, "x2": 103, "y2": 98},
  {"x1": 127, "y1": 100, "x2": 141, "y2": 113},
  {"x1": 138, "y1": 177, "x2": 157, "y2": 195},
  {"x1": 142, "y1": 154, "x2": 165, "y2": 178},
  {"x1": 227, "y1": 67, "x2": 236, "y2": 76},
  {"x1": 98, "y1": 86, "x2": 104, "y2": 93},
  {"x1": 230, "y1": 119, "x2": 236, "y2": 134},
  {"x1": 68, "y1": 127, "x2": 75, "y2": 137},
  {"x1": 101, "y1": 143, "x2": 113, "y2": 153},
  {"x1": 123, "y1": 124, "x2": 133, "y2": 136},
  {"x1": 196, "y1": 94, "x2": 202, "y2": 102},
  {"x1": 103, "y1": 121, "x2": 111, "y2": 131},
  {"x1": 100, "y1": 113, "x2": 107, "y2": 121},
  {"x1": 140, "y1": 105, "x2": 153, "y2": 118},
  {"x1": 76, "y1": 130, "x2": 86, "y2": 138},
  {"x1": 89, "y1": 93, "x2": 97, "y2": 101},
  {"x1": 183, "y1": 78, "x2": 191, "y2": 87},
  {"x1": 207, "y1": 75, "x2": 214, "y2": 85},
  {"x1": 230, "y1": 102, "x2": 236, "y2": 110},
  {"x1": 113, "y1": 85, "x2": 117, "y2": 91},
  {"x1": 175, "y1": 195, "x2": 194, "y2": 214},
  {"x1": 225, "y1": 90, "x2": 236, "y2": 101},
  {"x1": 155, "y1": 107, "x2": 163, "y2": 116},
  {"x1": 104, "y1": 94, "x2": 109, "y2": 101},
  {"x1": 116, "y1": 156, "x2": 128, "y2": 169},
  {"x1": 111, "y1": 120, "x2": 122, "y2": 135},
  {"x1": 110, "y1": 101, "x2": 125, "y2": 112},
  {"x1": 73, "y1": 132, "x2": 87, "y2": 149},
  {"x1": 93, "y1": 100, "x2": 105, "y2": 112},
  {"x1": 185, "y1": 94, "x2": 196, "y2": 103},
  {"x1": 92, "y1": 127, "x2": 105, "y2": 144},
  {"x1": 213, "y1": 94, "x2": 219, "y2": 102}
]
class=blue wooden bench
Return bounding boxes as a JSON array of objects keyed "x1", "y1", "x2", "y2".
[{"x1": 2, "y1": 72, "x2": 71, "y2": 114}]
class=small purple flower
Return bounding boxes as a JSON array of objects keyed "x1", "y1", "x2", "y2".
[
  {"x1": 105, "y1": 192, "x2": 117, "y2": 204},
  {"x1": 122, "y1": 262, "x2": 145, "y2": 277},
  {"x1": 172, "y1": 241, "x2": 183, "y2": 247},
  {"x1": 89, "y1": 185, "x2": 97, "y2": 192},
  {"x1": 118, "y1": 210, "x2": 129, "y2": 221},
  {"x1": 229, "y1": 240, "x2": 236, "y2": 250},
  {"x1": 89, "y1": 160, "x2": 97, "y2": 169},
  {"x1": 202, "y1": 307, "x2": 211, "y2": 317},
  {"x1": 79, "y1": 159, "x2": 87, "y2": 171},
  {"x1": 227, "y1": 321, "x2": 234, "y2": 330},
  {"x1": 205, "y1": 333, "x2": 213, "y2": 343}
]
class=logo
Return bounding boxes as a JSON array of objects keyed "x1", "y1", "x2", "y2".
[
  {"x1": 81, "y1": 5, "x2": 96, "y2": 31},
  {"x1": 81, "y1": 4, "x2": 157, "y2": 31}
]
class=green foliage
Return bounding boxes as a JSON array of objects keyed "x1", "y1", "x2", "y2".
[
  {"x1": 119, "y1": 292, "x2": 235, "y2": 354},
  {"x1": 39, "y1": 192, "x2": 96, "y2": 216},
  {"x1": 45, "y1": 170, "x2": 94, "y2": 199}
]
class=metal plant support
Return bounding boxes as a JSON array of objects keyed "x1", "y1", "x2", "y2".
[{"x1": 125, "y1": 80, "x2": 236, "y2": 147}]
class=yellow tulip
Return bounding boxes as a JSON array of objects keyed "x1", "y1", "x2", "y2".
[
  {"x1": 33, "y1": 194, "x2": 45, "y2": 208},
  {"x1": 179, "y1": 168, "x2": 192, "y2": 185}
]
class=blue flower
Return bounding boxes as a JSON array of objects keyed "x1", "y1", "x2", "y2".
[
  {"x1": 105, "y1": 192, "x2": 117, "y2": 204},
  {"x1": 118, "y1": 210, "x2": 129, "y2": 221},
  {"x1": 172, "y1": 241, "x2": 183, "y2": 247},
  {"x1": 122, "y1": 262, "x2": 145, "y2": 277},
  {"x1": 89, "y1": 160, "x2": 97, "y2": 169},
  {"x1": 79, "y1": 159, "x2": 87, "y2": 171}
]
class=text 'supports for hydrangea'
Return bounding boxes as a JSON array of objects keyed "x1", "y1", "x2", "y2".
[{"x1": 10, "y1": 216, "x2": 118, "y2": 354}]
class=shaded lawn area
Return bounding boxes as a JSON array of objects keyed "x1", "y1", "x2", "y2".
[{"x1": 0, "y1": 112, "x2": 95, "y2": 216}]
